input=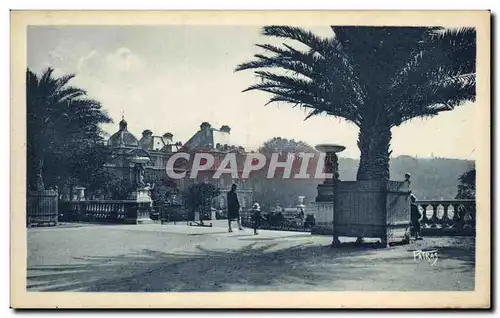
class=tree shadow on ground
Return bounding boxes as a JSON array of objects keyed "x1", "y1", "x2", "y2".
[
  {"x1": 27, "y1": 241, "x2": 388, "y2": 292},
  {"x1": 27, "y1": 236, "x2": 475, "y2": 292}
]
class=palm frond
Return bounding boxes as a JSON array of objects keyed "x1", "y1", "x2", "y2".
[
  {"x1": 55, "y1": 74, "x2": 77, "y2": 90},
  {"x1": 304, "y1": 108, "x2": 324, "y2": 120},
  {"x1": 236, "y1": 27, "x2": 364, "y2": 124},
  {"x1": 261, "y1": 26, "x2": 338, "y2": 58},
  {"x1": 388, "y1": 27, "x2": 476, "y2": 126},
  {"x1": 389, "y1": 73, "x2": 476, "y2": 127},
  {"x1": 55, "y1": 86, "x2": 88, "y2": 102}
]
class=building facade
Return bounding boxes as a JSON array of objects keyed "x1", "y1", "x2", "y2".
[{"x1": 105, "y1": 119, "x2": 254, "y2": 211}]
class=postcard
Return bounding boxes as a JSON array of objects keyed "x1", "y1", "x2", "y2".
[{"x1": 10, "y1": 10, "x2": 490, "y2": 309}]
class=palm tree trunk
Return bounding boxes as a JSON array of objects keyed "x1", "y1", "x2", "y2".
[{"x1": 356, "y1": 121, "x2": 391, "y2": 181}]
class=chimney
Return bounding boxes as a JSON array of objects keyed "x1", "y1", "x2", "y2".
[
  {"x1": 200, "y1": 122, "x2": 211, "y2": 131},
  {"x1": 142, "y1": 129, "x2": 153, "y2": 138},
  {"x1": 163, "y1": 132, "x2": 173, "y2": 143},
  {"x1": 220, "y1": 125, "x2": 231, "y2": 133}
]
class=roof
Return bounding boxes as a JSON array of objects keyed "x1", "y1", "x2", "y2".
[
  {"x1": 181, "y1": 122, "x2": 238, "y2": 152},
  {"x1": 108, "y1": 119, "x2": 139, "y2": 148},
  {"x1": 140, "y1": 135, "x2": 169, "y2": 151}
]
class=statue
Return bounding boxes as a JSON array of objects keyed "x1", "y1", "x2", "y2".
[
  {"x1": 144, "y1": 182, "x2": 153, "y2": 196},
  {"x1": 323, "y1": 152, "x2": 340, "y2": 184},
  {"x1": 135, "y1": 163, "x2": 146, "y2": 188}
]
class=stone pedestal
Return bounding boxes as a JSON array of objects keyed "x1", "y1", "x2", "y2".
[
  {"x1": 315, "y1": 183, "x2": 336, "y2": 202},
  {"x1": 129, "y1": 156, "x2": 155, "y2": 225},
  {"x1": 310, "y1": 144, "x2": 345, "y2": 238},
  {"x1": 131, "y1": 188, "x2": 152, "y2": 203},
  {"x1": 130, "y1": 187, "x2": 154, "y2": 224},
  {"x1": 310, "y1": 202, "x2": 335, "y2": 234}
]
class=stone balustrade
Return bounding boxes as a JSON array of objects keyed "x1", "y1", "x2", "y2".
[
  {"x1": 415, "y1": 199, "x2": 476, "y2": 236},
  {"x1": 238, "y1": 199, "x2": 476, "y2": 237},
  {"x1": 59, "y1": 200, "x2": 151, "y2": 224}
]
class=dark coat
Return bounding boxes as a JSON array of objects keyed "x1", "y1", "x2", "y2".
[
  {"x1": 227, "y1": 190, "x2": 240, "y2": 219},
  {"x1": 411, "y1": 204, "x2": 421, "y2": 222},
  {"x1": 411, "y1": 203, "x2": 421, "y2": 231},
  {"x1": 251, "y1": 210, "x2": 262, "y2": 228}
]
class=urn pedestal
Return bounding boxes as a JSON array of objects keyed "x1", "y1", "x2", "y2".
[
  {"x1": 72, "y1": 186, "x2": 86, "y2": 201},
  {"x1": 129, "y1": 156, "x2": 155, "y2": 225},
  {"x1": 310, "y1": 144, "x2": 345, "y2": 235},
  {"x1": 130, "y1": 188, "x2": 155, "y2": 224}
]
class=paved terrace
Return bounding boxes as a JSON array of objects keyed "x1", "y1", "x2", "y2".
[{"x1": 27, "y1": 220, "x2": 475, "y2": 292}]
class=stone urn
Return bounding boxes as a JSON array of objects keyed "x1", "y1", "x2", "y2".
[
  {"x1": 297, "y1": 196, "x2": 306, "y2": 208},
  {"x1": 72, "y1": 186, "x2": 86, "y2": 201}
]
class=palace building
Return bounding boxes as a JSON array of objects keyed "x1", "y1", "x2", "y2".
[{"x1": 105, "y1": 118, "x2": 253, "y2": 211}]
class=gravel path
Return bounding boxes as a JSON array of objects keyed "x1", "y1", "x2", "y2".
[{"x1": 27, "y1": 222, "x2": 475, "y2": 292}]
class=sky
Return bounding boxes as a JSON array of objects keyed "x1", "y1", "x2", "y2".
[{"x1": 27, "y1": 26, "x2": 478, "y2": 160}]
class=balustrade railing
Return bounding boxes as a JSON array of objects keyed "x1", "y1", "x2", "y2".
[
  {"x1": 415, "y1": 199, "x2": 476, "y2": 236},
  {"x1": 54, "y1": 198, "x2": 475, "y2": 237},
  {"x1": 58, "y1": 200, "x2": 148, "y2": 224}
]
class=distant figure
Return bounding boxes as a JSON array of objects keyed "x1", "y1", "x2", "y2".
[
  {"x1": 251, "y1": 202, "x2": 261, "y2": 235},
  {"x1": 296, "y1": 207, "x2": 305, "y2": 227},
  {"x1": 297, "y1": 207, "x2": 305, "y2": 220},
  {"x1": 275, "y1": 204, "x2": 282, "y2": 214},
  {"x1": 405, "y1": 173, "x2": 411, "y2": 186},
  {"x1": 227, "y1": 183, "x2": 243, "y2": 232},
  {"x1": 410, "y1": 194, "x2": 422, "y2": 239},
  {"x1": 276, "y1": 211, "x2": 285, "y2": 227}
]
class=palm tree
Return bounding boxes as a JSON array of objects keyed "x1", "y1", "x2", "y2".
[
  {"x1": 27, "y1": 67, "x2": 112, "y2": 190},
  {"x1": 236, "y1": 26, "x2": 476, "y2": 180}
]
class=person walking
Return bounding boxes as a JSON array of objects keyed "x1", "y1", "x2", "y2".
[
  {"x1": 227, "y1": 183, "x2": 243, "y2": 232},
  {"x1": 251, "y1": 202, "x2": 262, "y2": 235},
  {"x1": 410, "y1": 194, "x2": 422, "y2": 240}
]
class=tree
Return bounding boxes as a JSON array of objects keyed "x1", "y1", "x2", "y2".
[
  {"x1": 259, "y1": 137, "x2": 316, "y2": 154},
  {"x1": 236, "y1": 26, "x2": 476, "y2": 180},
  {"x1": 183, "y1": 182, "x2": 221, "y2": 220},
  {"x1": 144, "y1": 173, "x2": 178, "y2": 206},
  {"x1": 252, "y1": 138, "x2": 318, "y2": 208},
  {"x1": 455, "y1": 168, "x2": 475, "y2": 199},
  {"x1": 42, "y1": 140, "x2": 114, "y2": 197},
  {"x1": 27, "y1": 67, "x2": 112, "y2": 191},
  {"x1": 100, "y1": 178, "x2": 135, "y2": 200}
]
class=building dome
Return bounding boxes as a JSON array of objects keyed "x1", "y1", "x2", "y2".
[{"x1": 108, "y1": 117, "x2": 139, "y2": 148}]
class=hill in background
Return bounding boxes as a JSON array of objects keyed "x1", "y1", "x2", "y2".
[{"x1": 338, "y1": 156, "x2": 474, "y2": 200}]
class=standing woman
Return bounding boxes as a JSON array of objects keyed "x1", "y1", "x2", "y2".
[
  {"x1": 410, "y1": 194, "x2": 422, "y2": 240},
  {"x1": 227, "y1": 183, "x2": 243, "y2": 232}
]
